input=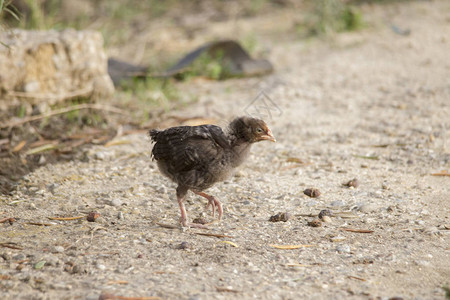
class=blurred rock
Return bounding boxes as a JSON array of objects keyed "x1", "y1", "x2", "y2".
[{"x1": 0, "y1": 29, "x2": 114, "y2": 108}]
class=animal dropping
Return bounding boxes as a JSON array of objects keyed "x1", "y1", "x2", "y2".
[{"x1": 304, "y1": 188, "x2": 321, "y2": 198}]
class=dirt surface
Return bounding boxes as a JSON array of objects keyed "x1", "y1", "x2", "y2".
[{"x1": 1, "y1": 1, "x2": 450, "y2": 299}]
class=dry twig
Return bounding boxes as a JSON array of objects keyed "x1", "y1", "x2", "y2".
[
  {"x1": 25, "y1": 222, "x2": 54, "y2": 226},
  {"x1": 107, "y1": 280, "x2": 129, "y2": 285},
  {"x1": 0, "y1": 217, "x2": 16, "y2": 224},
  {"x1": 348, "y1": 275, "x2": 367, "y2": 281},
  {"x1": 217, "y1": 241, "x2": 238, "y2": 247},
  {"x1": 341, "y1": 228, "x2": 374, "y2": 233},
  {"x1": 6, "y1": 86, "x2": 93, "y2": 100},
  {"x1": 270, "y1": 244, "x2": 314, "y2": 249},
  {"x1": 99, "y1": 293, "x2": 161, "y2": 300},
  {"x1": 0, "y1": 103, "x2": 128, "y2": 129},
  {"x1": 194, "y1": 232, "x2": 233, "y2": 238},
  {"x1": 155, "y1": 222, "x2": 178, "y2": 229},
  {"x1": 431, "y1": 170, "x2": 450, "y2": 177},
  {"x1": 216, "y1": 286, "x2": 240, "y2": 293},
  {"x1": 12, "y1": 141, "x2": 27, "y2": 152},
  {"x1": 0, "y1": 243, "x2": 23, "y2": 250},
  {"x1": 48, "y1": 216, "x2": 84, "y2": 221}
]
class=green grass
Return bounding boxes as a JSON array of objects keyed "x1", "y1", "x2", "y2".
[
  {"x1": 118, "y1": 77, "x2": 184, "y2": 122},
  {"x1": 0, "y1": 0, "x2": 19, "y2": 19},
  {"x1": 177, "y1": 48, "x2": 251, "y2": 81},
  {"x1": 443, "y1": 285, "x2": 450, "y2": 299},
  {"x1": 0, "y1": 0, "x2": 20, "y2": 33},
  {"x1": 16, "y1": 104, "x2": 27, "y2": 118},
  {"x1": 22, "y1": 0, "x2": 45, "y2": 29},
  {"x1": 298, "y1": 0, "x2": 365, "y2": 37},
  {"x1": 241, "y1": 33, "x2": 259, "y2": 56},
  {"x1": 0, "y1": 0, "x2": 174, "y2": 40}
]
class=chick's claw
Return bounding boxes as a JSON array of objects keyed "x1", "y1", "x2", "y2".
[{"x1": 195, "y1": 191, "x2": 222, "y2": 220}]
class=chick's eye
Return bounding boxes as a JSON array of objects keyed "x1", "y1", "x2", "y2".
[{"x1": 256, "y1": 128, "x2": 263, "y2": 133}]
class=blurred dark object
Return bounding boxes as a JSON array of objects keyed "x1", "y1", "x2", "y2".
[
  {"x1": 108, "y1": 40, "x2": 273, "y2": 85},
  {"x1": 165, "y1": 40, "x2": 273, "y2": 78},
  {"x1": 391, "y1": 24, "x2": 411, "y2": 36},
  {"x1": 269, "y1": 212, "x2": 290, "y2": 222},
  {"x1": 107, "y1": 59, "x2": 149, "y2": 86}
]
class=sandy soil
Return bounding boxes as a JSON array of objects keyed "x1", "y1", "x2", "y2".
[{"x1": 1, "y1": 1, "x2": 449, "y2": 299}]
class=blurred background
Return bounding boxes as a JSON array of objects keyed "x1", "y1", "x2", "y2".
[{"x1": 0, "y1": 0, "x2": 414, "y2": 193}]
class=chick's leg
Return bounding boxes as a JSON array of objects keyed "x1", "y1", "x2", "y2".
[
  {"x1": 193, "y1": 191, "x2": 223, "y2": 220},
  {"x1": 177, "y1": 186, "x2": 209, "y2": 229},
  {"x1": 176, "y1": 186, "x2": 189, "y2": 227}
]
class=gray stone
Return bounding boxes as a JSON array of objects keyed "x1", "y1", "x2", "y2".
[
  {"x1": 329, "y1": 200, "x2": 345, "y2": 208},
  {"x1": 109, "y1": 199, "x2": 123, "y2": 207},
  {"x1": 13, "y1": 253, "x2": 27, "y2": 261},
  {"x1": 357, "y1": 203, "x2": 378, "y2": 213}
]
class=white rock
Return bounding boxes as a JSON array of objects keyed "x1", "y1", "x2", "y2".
[
  {"x1": 336, "y1": 244, "x2": 351, "y2": 253},
  {"x1": 54, "y1": 246, "x2": 65, "y2": 253},
  {"x1": 109, "y1": 199, "x2": 123, "y2": 207}
]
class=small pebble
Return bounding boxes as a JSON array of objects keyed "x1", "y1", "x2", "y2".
[
  {"x1": 23, "y1": 81, "x2": 40, "y2": 93},
  {"x1": 87, "y1": 212, "x2": 100, "y2": 222},
  {"x1": 343, "y1": 178, "x2": 359, "y2": 188},
  {"x1": 269, "y1": 212, "x2": 290, "y2": 222},
  {"x1": 177, "y1": 242, "x2": 190, "y2": 250},
  {"x1": 16, "y1": 264, "x2": 25, "y2": 271},
  {"x1": 117, "y1": 211, "x2": 124, "y2": 220},
  {"x1": 305, "y1": 200, "x2": 318, "y2": 207},
  {"x1": 46, "y1": 183, "x2": 60, "y2": 193},
  {"x1": 156, "y1": 186, "x2": 167, "y2": 194},
  {"x1": 49, "y1": 283, "x2": 72, "y2": 290},
  {"x1": 423, "y1": 226, "x2": 439, "y2": 235},
  {"x1": 329, "y1": 200, "x2": 345, "y2": 208},
  {"x1": 192, "y1": 217, "x2": 208, "y2": 225},
  {"x1": 357, "y1": 203, "x2": 377, "y2": 213},
  {"x1": 304, "y1": 188, "x2": 321, "y2": 198},
  {"x1": 54, "y1": 246, "x2": 65, "y2": 253},
  {"x1": 1, "y1": 253, "x2": 11, "y2": 261},
  {"x1": 321, "y1": 216, "x2": 332, "y2": 223},
  {"x1": 42, "y1": 254, "x2": 60, "y2": 267},
  {"x1": 94, "y1": 151, "x2": 106, "y2": 160},
  {"x1": 109, "y1": 199, "x2": 123, "y2": 207},
  {"x1": 415, "y1": 260, "x2": 430, "y2": 267},
  {"x1": 13, "y1": 253, "x2": 26, "y2": 261},
  {"x1": 331, "y1": 236, "x2": 346, "y2": 242},
  {"x1": 72, "y1": 265, "x2": 86, "y2": 274},
  {"x1": 318, "y1": 209, "x2": 333, "y2": 219},
  {"x1": 307, "y1": 219, "x2": 322, "y2": 227},
  {"x1": 336, "y1": 244, "x2": 351, "y2": 253},
  {"x1": 234, "y1": 170, "x2": 247, "y2": 178}
]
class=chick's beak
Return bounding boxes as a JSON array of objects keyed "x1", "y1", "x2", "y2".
[{"x1": 260, "y1": 129, "x2": 276, "y2": 142}]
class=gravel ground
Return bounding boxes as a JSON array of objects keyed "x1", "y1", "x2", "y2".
[{"x1": 1, "y1": 1, "x2": 449, "y2": 299}]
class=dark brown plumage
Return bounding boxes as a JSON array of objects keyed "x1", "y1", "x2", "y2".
[{"x1": 149, "y1": 116, "x2": 275, "y2": 228}]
